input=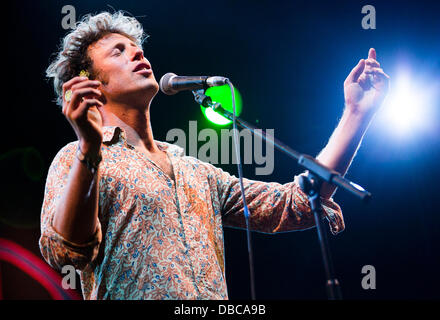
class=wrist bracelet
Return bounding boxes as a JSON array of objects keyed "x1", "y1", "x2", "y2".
[{"x1": 76, "y1": 145, "x2": 102, "y2": 175}]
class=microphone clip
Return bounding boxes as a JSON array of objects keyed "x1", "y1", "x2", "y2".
[{"x1": 192, "y1": 89, "x2": 221, "y2": 110}]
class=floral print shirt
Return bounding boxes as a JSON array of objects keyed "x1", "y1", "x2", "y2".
[{"x1": 39, "y1": 126, "x2": 344, "y2": 300}]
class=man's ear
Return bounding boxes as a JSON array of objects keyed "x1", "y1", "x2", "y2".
[
  {"x1": 95, "y1": 71, "x2": 109, "y2": 86},
  {"x1": 86, "y1": 48, "x2": 109, "y2": 86}
]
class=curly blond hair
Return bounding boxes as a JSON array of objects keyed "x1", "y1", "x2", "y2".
[{"x1": 46, "y1": 11, "x2": 148, "y2": 106}]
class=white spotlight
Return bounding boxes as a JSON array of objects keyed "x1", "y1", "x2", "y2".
[{"x1": 378, "y1": 71, "x2": 433, "y2": 136}]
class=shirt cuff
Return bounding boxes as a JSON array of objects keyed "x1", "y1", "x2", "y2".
[
  {"x1": 48, "y1": 217, "x2": 102, "y2": 250},
  {"x1": 294, "y1": 174, "x2": 345, "y2": 235},
  {"x1": 41, "y1": 216, "x2": 103, "y2": 270},
  {"x1": 320, "y1": 197, "x2": 345, "y2": 235}
]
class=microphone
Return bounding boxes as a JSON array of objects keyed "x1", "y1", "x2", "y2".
[{"x1": 159, "y1": 73, "x2": 229, "y2": 95}]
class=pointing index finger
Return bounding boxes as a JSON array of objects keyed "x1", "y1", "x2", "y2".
[{"x1": 368, "y1": 48, "x2": 376, "y2": 60}]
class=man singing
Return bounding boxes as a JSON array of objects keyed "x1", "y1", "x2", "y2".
[{"x1": 40, "y1": 11, "x2": 389, "y2": 299}]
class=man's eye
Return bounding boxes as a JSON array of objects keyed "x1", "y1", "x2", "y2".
[{"x1": 112, "y1": 48, "x2": 123, "y2": 56}]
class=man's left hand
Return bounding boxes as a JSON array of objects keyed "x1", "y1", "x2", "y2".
[{"x1": 344, "y1": 48, "x2": 390, "y2": 118}]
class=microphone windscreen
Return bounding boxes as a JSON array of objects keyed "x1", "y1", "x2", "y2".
[{"x1": 159, "y1": 72, "x2": 177, "y2": 95}]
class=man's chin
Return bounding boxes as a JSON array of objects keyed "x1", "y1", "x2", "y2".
[
  {"x1": 142, "y1": 76, "x2": 159, "y2": 92},
  {"x1": 138, "y1": 82, "x2": 159, "y2": 105},
  {"x1": 146, "y1": 81, "x2": 159, "y2": 97}
]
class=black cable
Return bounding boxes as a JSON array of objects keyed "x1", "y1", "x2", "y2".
[{"x1": 226, "y1": 80, "x2": 256, "y2": 300}]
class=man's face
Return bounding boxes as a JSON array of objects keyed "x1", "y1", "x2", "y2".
[{"x1": 87, "y1": 33, "x2": 159, "y2": 106}]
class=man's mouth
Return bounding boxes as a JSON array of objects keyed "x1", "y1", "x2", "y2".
[
  {"x1": 133, "y1": 62, "x2": 151, "y2": 73},
  {"x1": 135, "y1": 68, "x2": 152, "y2": 76}
]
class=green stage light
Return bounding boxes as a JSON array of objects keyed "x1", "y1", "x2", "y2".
[{"x1": 200, "y1": 85, "x2": 243, "y2": 126}]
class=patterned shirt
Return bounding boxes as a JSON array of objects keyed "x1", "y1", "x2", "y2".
[{"x1": 39, "y1": 126, "x2": 344, "y2": 300}]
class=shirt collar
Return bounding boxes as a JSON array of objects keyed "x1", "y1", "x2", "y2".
[{"x1": 102, "y1": 126, "x2": 185, "y2": 158}]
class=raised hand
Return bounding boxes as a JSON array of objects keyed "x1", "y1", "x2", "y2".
[
  {"x1": 62, "y1": 76, "x2": 104, "y2": 156},
  {"x1": 344, "y1": 48, "x2": 390, "y2": 117}
]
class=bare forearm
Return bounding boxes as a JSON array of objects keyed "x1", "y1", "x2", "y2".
[
  {"x1": 51, "y1": 73, "x2": 105, "y2": 244},
  {"x1": 316, "y1": 108, "x2": 373, "y2": 199},
  {"x1": 315, "y1": 48, "x2": 390, "y2": 199},
  {"x1": 52, "y1": 156, "x2": 99, "y2": 244}
]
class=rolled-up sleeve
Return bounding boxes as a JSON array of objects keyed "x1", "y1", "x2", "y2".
[
  {"x1": 210, "y1": 164, "x2": 344, "y2": 235},
  {"x1": 39, "y1": 142, "x2": 102, "y2": 271}
]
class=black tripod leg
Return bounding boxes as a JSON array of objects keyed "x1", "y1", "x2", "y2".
[{"x1": 299, "y1": 174, "x2": 342, "y2": 300}]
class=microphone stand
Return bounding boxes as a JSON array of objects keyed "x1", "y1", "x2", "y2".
[{"x1": 192, "y1": 89, "x2": 371, "y2": 300}]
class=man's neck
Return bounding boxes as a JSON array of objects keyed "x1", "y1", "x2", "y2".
[{"x1": 100, "y1": 103, "x2": 160, "y2": 154}]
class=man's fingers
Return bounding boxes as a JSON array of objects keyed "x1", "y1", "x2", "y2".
[
  {"x1": 62, "y1": 76, "x2": 89, "y2": 93},
  {"x1": 71, "y1": 80, "x2": 101, "y2": 91},
  {"x1": 368, "y1": 48, "x2": 376, "y2": 60},
  {"x1": 345, "y1": 59, "x2": 366, "y2": 85},
  {"x1": 72, "y1": 99, "x2": 104, "y2": 120},
  {"x1": 69, "y1": 88, "x2": 102, "y2": 111},
  {"x1": 365, "y1": 67, "x2": 390, "y2": 79},
  {"x1": 365, "y1": 58, "x2": 380, "y2": 68},
  {"x1": 62, "y1": 76, "x2": 90, "y2": 113}
]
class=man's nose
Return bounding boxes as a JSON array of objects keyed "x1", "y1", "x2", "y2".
[{"x1": 132, "y1": 47, "x2": 144, "y2": 61}]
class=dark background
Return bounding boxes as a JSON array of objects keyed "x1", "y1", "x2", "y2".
[{"x1": 1, "y1": 0, "x2": 439, "y2": 299}]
